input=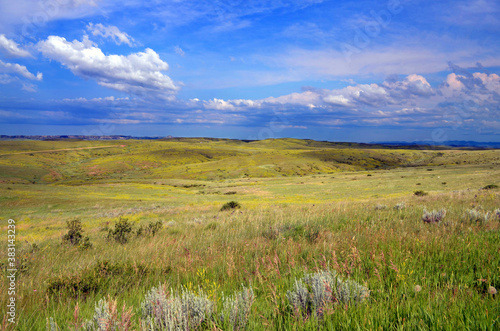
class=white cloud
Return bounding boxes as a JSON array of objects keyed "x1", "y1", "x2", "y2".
[
  {"x1": 473, "y1": 72, "x2": 500, "y2": 93},
  {"x1": 323, "y1": 94, "x2": 352, "y2": 106},
  {"x1": 204, "y1": 98, "x2": 236, "y2": 111},
  {"x1": 263, "y1": 91, "x2": 322, "y2": 107},
  {"x1": 87, "y1": 23, "x2": 136, "y2": 46},
  {"x1": 0, "y1": 59, "x2": 42, "y2": 80},
  {"x1": 441, "y1": 73, "x2": 466, "y2": 96},
  {"x1": 61, "y1": 96, "x2": 131, "y2": 103},
  {"x1": 0, "y1": 0, "x2": 99, "y2": 33},
  {"x1": 174, "y1": 46, "x2": 185, "y2": 57},
  {"x1": 21, "y1": 82, "x2": 37, "y2": 92},
  {"x1": 0, "y1": 34, "x2": 32, "y2": 57},
  {"x1": 38, "y1": 35, "x2": 178, "y2": 99}
]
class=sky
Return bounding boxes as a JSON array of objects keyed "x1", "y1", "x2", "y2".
[{"x1": 0, "y1": 0, "x2": 499, "y2": 143}]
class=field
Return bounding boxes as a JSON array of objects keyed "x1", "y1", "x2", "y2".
[{"x1": 0, "y1": 138, "x2": 499, "y2": 330}]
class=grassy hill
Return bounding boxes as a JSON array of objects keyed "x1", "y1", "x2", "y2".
[{"x1": 1, "y1": 138, "x2": 498, "y2": 184}]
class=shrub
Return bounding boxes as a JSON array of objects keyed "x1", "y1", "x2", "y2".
[
  {"x1": 46, "y1": 260, "x2": 151, "y2": 298},
  {"x1": 287, "y1": 269, "x2": 369, "y2": 320},
  {"x1": 464, "y1": 209, "x2": 491, "y2": 225},
  {"x1": 483, "y1": 184, "x2": 498, "y2": 190},
  {"x1": 62, "y1": 219, "x2": 84, "y2": 246},
  {"x1": 375, "y1": 204, "x2": 387, "y2": 210},
  {"x1": 79, "y1": 236, "x2": 92, "y2": 250},
  {"x1": 107, "y1": 218, "x2": 133, "y2": 244},
  {"x1": 82, "y1": 297, "x2": 134, "y2": 331},
  {"x1": 414, "y1": 190, "x2": 428, "y2": 196},
  {"x1": 137, "y1": 221, "x2": 163, "y2": 237},
  {"x1": 220, "y1": 201, "x2": 241, "y2": 211},
  {"x1": 394, "y1": 202, "x2": 406, "y2": 210},
  {"x1": 141, "y1": 285, "x2": 214, "y2": 330},
  {"x1": 422, "y1": 209, "x2": 446, "y2": 223},
  {"x1": 495, "y1": 209, "x2": 500, "y2": 220},
  {"x1": 219, "y1": 286, "x2": 255, "y2": 330}
]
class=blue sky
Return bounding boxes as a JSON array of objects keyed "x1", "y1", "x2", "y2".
[{"x1": 0, "y1": 0, "x2": 499, "y2": 142}]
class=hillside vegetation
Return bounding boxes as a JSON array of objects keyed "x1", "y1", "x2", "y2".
[
  {"x1": 0, "y1": 138, "x2": 499, "y2": 330},
  {"x1": 0, "y1": 138, "x2": 498, "y2": 184}
]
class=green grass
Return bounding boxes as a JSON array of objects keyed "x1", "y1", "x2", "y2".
[{"x1": 0, "y1": 139, "x2": 499, "y2": 330}]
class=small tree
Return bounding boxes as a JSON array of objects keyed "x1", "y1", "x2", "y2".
[
  {"x1": 63, "y1": 219, "x2": 84, "y2": 246},
  {"x1": 107, "y1": 218, "x2": 133, "y2": 244},
  {"x1": 220, "y1": 201, "x2": 241, "y2": 211}
]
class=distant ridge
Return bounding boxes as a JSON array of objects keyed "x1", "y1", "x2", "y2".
[
  {"x1": 1, "y1": 135, "x2": 498, "y2": 149},
  {"x1": 377, "y1": 141, "x2": 500, "y2": 149},
  {"x1": 0, "y1": 135, "x2": 174, "y2": 141}
]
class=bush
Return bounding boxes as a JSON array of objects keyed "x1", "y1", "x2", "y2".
[
  {"x1": 219, "y1": 286, "x2": 255, "y2": 330},
  {"x1": 220, "y1": 201, "x2": 241, "y2": 211},
  {"x1": 422, "y1": 209, "x2": 446, "y2": 223},
  {"x1": 141, "y1": 285, "x2": 214, "y2": 330},
  {"x1": 374, "y1": 204, "x2": 387, "y2": 210},
  {"x1": 483, "y1": 184, "x2": 498, "y2": 190},
  {"x1": 136, "y1": 221, "x2": 163, "y2": 237},
  {"x1": 62, "y1": 219, "x2": 84, "y2": 246},
  {"x1": 107, "y1": 218, "x2": 133, "y2": 244},
  {"x1": 46, "y1": 261, "x2": 151, "y2": 298},
  {"x1": 464, "y1": 209, "x2": 492, "y2": 225},
  {"x1": 287, "y1": 269, "x2": 369, "y2": 320},
  {"x1": 394, "y1": 202, "x2": 406, "y2": 210},
  {"x1": 414, "y1": 190, "x2": 428, "y2": 196},
  {"x1": 79, "y1": 236, "x2": 92, "y2": 250},
  {"x1": 82, "y1": 297, "x2": 134, "y2": 331},
  {"x1": 282, "y1": 224, "x2": 319, "y2": 243}
]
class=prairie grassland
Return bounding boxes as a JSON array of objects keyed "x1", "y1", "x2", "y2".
[{"x1": 0, "y1": 139, "x2": 499, "y2": 330}]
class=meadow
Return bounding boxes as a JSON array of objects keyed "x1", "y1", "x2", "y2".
[{"x1": 0, "y1": 138, "x2": 499, "y2": 330}]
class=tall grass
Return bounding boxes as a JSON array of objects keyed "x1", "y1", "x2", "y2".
[{"x1": 0, "y1": 189, "x2": 498, "y2": 330}]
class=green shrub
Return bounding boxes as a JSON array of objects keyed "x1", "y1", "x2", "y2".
[
  {"x1": 414, "y1": 190, "x2": 428, "y2": 196},
  {"x1": 483, "y1": 184, "x2": 498, "y2": 190},
  {"x1": 136, "y1": 221, "x2": 163, "y2": 237},
  {"x1": 79, "y1": 236, "x2": 92, "y2": 250},
  {"x1": 220, "y1": 201, "x2": 241, "y2": 211},
  {"x1": 46, "y1": 260, "x2": 151, "y2": 298},
  {"x1": 62, "y1": 219, "x2": 83, "y2": 246},
  {"x1": 107, "y1": 218, "x2": 133, "y2": 244},
  {"x1": 282, "y1": 224, "x2": 319, "y2": 243}
]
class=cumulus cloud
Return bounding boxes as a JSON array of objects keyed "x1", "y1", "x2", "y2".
[
  {"x1": 0, "y1": 34, "x2": 32, "y2": 57},
  {"x1": 441, "y1": 66, "x2": 500, "y2": 105},
  {"x1": 37, "y1": 35, "x2": 178, "y2": 99},
  {"x1": 0, "y1": 59, "x2": 42, "y2": 80},
  {"x1": 258, "y1": 74, "x2": 434, "y2": 110},
  {"x1": 204, "y1": 98, "x2": 236, "y2": 111},
  {"x1": 87, "y1": 23, "x2": 136, "y2": 46}
]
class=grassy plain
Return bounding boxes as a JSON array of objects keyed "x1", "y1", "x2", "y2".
[{"x1": 0, "y1": 138, "x2": 499, "y2": 330}]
